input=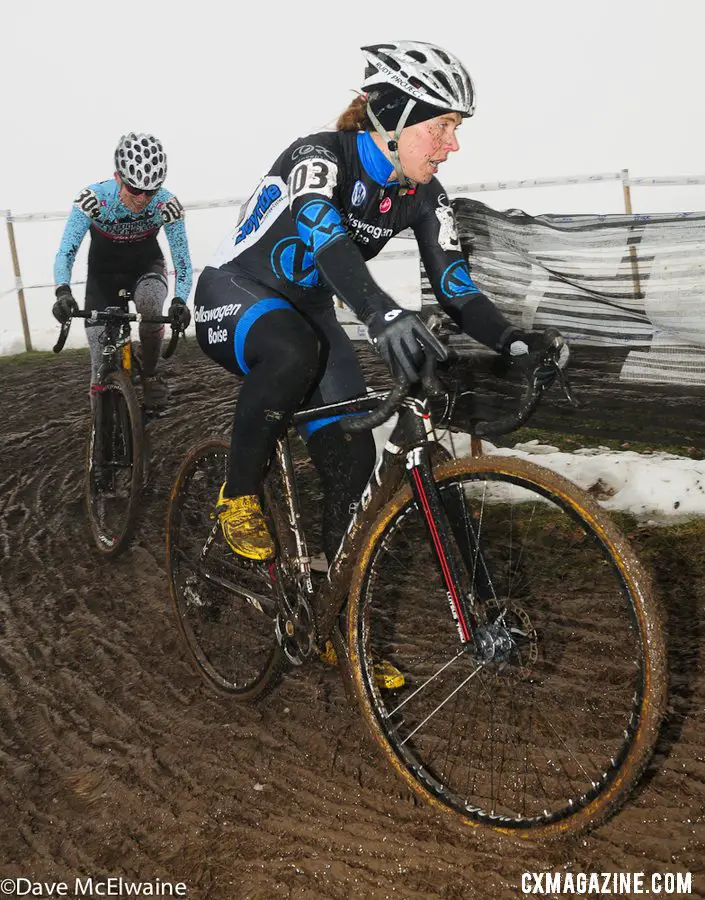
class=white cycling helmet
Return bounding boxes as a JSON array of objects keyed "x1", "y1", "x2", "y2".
[
  {"x1": 114, "y1": 133, "x2": 167, "y2": 190},
  {"x1": 361, "y1": 41, "x2": 475, "y2": 118}
]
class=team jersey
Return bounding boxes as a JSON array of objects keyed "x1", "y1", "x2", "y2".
[
  {"x1": 209, "y1": 130, "x2": 512, "y2": 348},
  {"x1": 54, "y1": 179, "x2": 193, "y2": 299}
]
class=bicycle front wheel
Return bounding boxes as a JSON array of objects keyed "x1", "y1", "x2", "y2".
[
  {"x1": 166, "y1": 439, "x2": 286, "y2": 700},
  {"x1": 85, "y1": 370, "x2": 144, "y2": 556},
  {"x1": 348, "y1": 454, "x2": 666, "y2": 841}
]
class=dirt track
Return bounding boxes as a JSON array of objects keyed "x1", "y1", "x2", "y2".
[{"x1": 0, "y1": 342, "x2": 703, "y2": 899}]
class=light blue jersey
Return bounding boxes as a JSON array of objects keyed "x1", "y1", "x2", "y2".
[{"x1": 54, "y1": 179, "x2": 193, "y2": 299}]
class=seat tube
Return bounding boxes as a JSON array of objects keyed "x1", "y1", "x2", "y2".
[
  {"x1": 405, "y1": 446, "x2": 480, "y2": 649},
  {"x1": 273, "y1": 433, "x2": 311, "y2": 581}
]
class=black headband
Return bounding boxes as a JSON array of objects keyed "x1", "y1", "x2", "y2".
[{"x1": 366, "y1": 87, "x2": 454, "y2": 132}]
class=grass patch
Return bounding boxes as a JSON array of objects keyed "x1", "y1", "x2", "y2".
[
  {"x1": 0, "y1": 347, "x2": 89, "y2": 368},
  {"x1": 506, "y1": 425, "x2": 705, "y2": 460}
]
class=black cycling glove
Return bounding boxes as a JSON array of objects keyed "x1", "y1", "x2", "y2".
[
  {"x1": 52, "y1": 285, "x2": 79, "y2": 324},
  {"x1": 502, "y1": 328, "x2": 569, "y2": 386},
  {"x1": 366, "y1": 308, "x2": 448, "y2": 384},
  {"x1": 168, "y1": 297, "x2": 191, "y2": 330}
]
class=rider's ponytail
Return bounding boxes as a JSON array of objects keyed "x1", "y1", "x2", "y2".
[{"x1": 336, "y1": 93, "x2": 369, "y2": 131}]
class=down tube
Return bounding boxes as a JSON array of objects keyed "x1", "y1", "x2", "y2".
[{"x1": 406, "y1": 446, "x2": 480, "y2": 649}]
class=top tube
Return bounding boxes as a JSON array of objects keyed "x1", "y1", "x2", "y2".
[{"x1": 291, "y1": 390, "x2": 388, "y2": 427}]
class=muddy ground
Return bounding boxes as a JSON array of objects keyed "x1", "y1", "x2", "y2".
[{"x1": 0, "y1": 341, "x2": 703, "y2": 899}]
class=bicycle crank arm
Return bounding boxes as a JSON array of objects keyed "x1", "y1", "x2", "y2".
[
  {"x1": 192, "y1": 562, "x2": 279, "y2": 618},
  {"x1": 275, "y1": 595, "x2": 316, "y2": 666}
]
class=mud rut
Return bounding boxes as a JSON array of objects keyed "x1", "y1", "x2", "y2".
[{"x1": 0, "y1": 342, "x2": 703, "y2": 899}]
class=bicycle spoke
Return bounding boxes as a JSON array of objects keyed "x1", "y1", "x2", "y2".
[
  {"x1": 166, "y1": 440, "x2": 286, "y2": 698},
  {"x1": 388, "y1": 646, "x2": 467, "y2": 715},
  {"x1": 351, "y1": 459, "x2": 665, "y2": 838},
  {"x1": 84, "y1": 375, "x2": 143, "y2": 556},
  {"x1": 400, "y1": 660, "x2": 486, "y2": 745}
]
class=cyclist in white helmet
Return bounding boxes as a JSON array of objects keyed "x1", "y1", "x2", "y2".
[
  {"x1": 53, "y1": 133, "x2": 193, "y2": 410},
  {"x1": 360, "y1": 41, "x2": 476, "y2": 187},
  {"x1": 194, "y1": 40, "x2": 567, "y2": 566}
]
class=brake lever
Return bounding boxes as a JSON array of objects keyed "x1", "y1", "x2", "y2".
[
  {"x1": 555, "y1": 365, "x2": 582, "y2": 408},
  {"x1": 420, "y1": 353, "x2": 446, "y2": 399}
]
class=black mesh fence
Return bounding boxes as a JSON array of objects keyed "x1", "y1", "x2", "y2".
[{"x1": 420, "y1": 199, "x2": 705, "y2": 447}]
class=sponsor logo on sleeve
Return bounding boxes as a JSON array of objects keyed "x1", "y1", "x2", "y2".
[
  {"x1": 440, "y1": 260, "x2": 480, "y2": 298},
  {"x1": 435, "y1": 193, "x2": 460, "y2": 251}
]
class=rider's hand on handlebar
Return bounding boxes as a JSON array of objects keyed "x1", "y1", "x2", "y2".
[
  {"x1": 52, "y1": 285, "x2": 78, "y2": 324},
  {"x1": 503, "y1": 328, "x2": 570, "y2": 387},
  {"x1": 168, "y1": 297, "x2": 191, "y2": 331},
  {"x1": 366, "y1": 307, "x2": 448, "y2": 384}
]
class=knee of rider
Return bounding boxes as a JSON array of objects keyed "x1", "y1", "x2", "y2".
[
  {"x1": 134, "y1": 272, "x2": 168, "y2": 308},
  {"x1": 309, "y1": 424, "x2": 376, "y2": 492},
  {"x1": 267, "y1": 321, "x2": 319, "y2": 382},
  {"x1": 139, "y1": 322, "x2": 165, "y2": 340},
  {"x1": 86, "y1": 325, "x2": 102, "y2": 374}
]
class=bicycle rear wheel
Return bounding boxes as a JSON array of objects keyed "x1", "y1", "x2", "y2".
[
  {"x1": 348, "y1": 454, "x2": 666, "y2": 841},
  {"x1": 166, "y1": 439, "x2": 286, "y2": 700},
  {"x1": 85, "y1": 370, "x2": 144, "y2": 556}
]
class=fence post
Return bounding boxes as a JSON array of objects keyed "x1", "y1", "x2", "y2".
[
  {"x1": 5, "y1": 210, "x2": 33, "y2": 352},
  {"x1": 621, "y1": 169, "x2": 643, "y2": 300}
]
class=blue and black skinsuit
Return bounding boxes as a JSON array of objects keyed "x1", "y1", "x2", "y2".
[
  {"x1": 195, "y1": 129, "x2": 518, "y2": 560},
  {"x1": 54, "y1": 179, "x2": 193, "y2": 381}
]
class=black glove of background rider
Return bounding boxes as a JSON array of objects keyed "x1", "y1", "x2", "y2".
[
  {"x1": 365, "y1": 307, "x2": 448, "y2": 384},
  {"x1": 168, "y1": 297, "x2": 191, "y2": 331},
  {"x1": 52, "y1": 285, "x2": 79, "y2": 324}
]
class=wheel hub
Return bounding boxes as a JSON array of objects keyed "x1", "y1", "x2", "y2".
[{"x1": 475, "y1": 598, "x2": 538, "y2": 678}]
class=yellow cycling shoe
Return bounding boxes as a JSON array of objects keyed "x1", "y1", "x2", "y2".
[
  {"x1": 216, "y1": 485, "x2": 275, "y2": 561},
  {"x1": 372, "y1": 659, "x2": 405, "y2": 691},
  {"x1": 319, "y1": 639, "x2": 339, "y2": 667},
  {"x1": 319, "y1": 640, "x2": 405, "y2": 690}
]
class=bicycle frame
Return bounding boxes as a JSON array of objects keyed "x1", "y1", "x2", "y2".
[
  {"x1": 275, "y1": 386, "x2": 483, "y2": 655},
  {"x1": 95, "y1": 311, "x2": 135, "y2": 384},
  {"x1": 182, "y1": 343, "x2": 574, "y2": 668}
]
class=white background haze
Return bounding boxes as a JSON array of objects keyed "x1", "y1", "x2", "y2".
[
  {"x1": 2, "y1": 0, "x2": 705, "y2": 521},
  {"x1": 3, "y1": 0, "x2": 705, "y2": 355}
]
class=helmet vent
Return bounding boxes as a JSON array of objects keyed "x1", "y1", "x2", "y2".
[
  {"x1": 361, "y1": 40, "x2": 475, "y2": 118},
  {"x1": 114, "y1": 132, "x2": 168, "y2": 190}
]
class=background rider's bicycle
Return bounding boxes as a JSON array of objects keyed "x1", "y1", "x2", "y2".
[
  {"x1": 54, "y1": 300, "x2": 181, "y2": 556},
  {"x1": 165, "y1": 336, "x2": 666, "y2": 843}
]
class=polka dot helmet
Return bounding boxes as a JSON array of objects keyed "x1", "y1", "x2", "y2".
[{"x1": 114, "y1": 132, "x2": 167, "y2": 190}]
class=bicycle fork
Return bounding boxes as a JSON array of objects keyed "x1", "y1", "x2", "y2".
[
  {"x1": 405, "y1": 445, "x2": 486, "y2": 652},
  {"x1": 408, "y1": 449, "x2": 521, "y2": 665}
]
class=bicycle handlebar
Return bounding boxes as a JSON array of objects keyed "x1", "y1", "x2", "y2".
[
  {"x1": 341, "y1": 380, "x2": 409, "y2": 432},
  {"x1": 52, "y1": 308, "x2": 182, "y2": 356},
  {"x1": 472, "y1": 330, "x2": 578, "y2": 436},
  {"x1": 342, "y1": 329, "x2": 579, "y2": 437}
]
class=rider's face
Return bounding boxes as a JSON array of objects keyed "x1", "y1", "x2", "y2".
[
  {"x1": 397, "y1": 112, "x2": 462, "y2": 184},
  {"x1": 114, "y1": 172, "x2": 154, "y2": 212}
]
